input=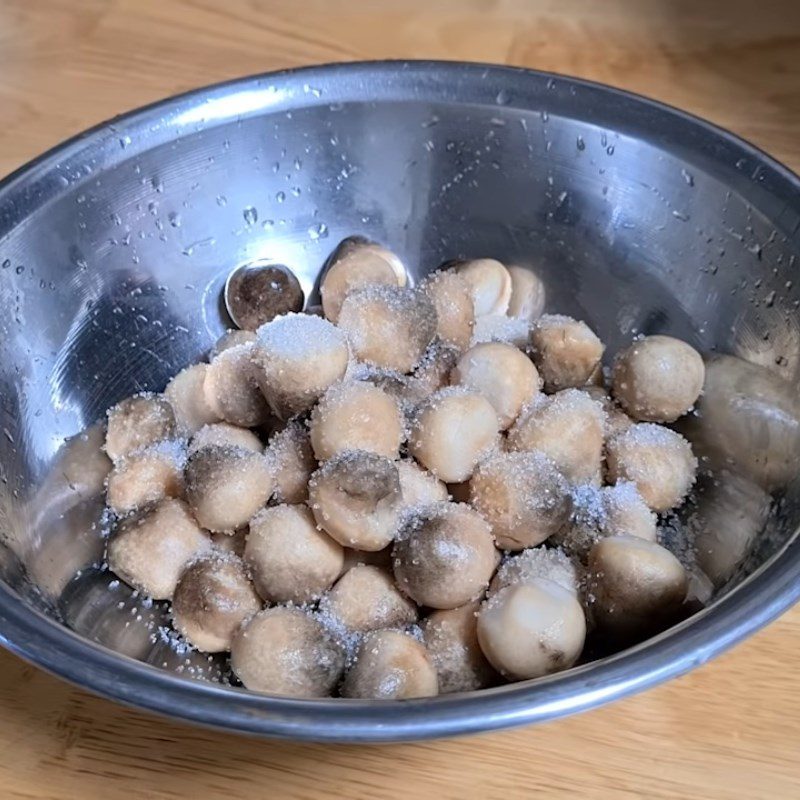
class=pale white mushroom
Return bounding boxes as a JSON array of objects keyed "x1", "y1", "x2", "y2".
[
  {"x1": 308, "y1": 450, "x2": 402, "y2": 551},
  {"x1": 602, "y1": 481, "x2": 658, "y2": 540},
  {"x1": 411, "y1": 341, "x2": 461, "y2": 399},
  {"x1": 309, "y1": 380, "x2": 404, "y2": 461},
  {"x1": 408, "y1": 387, "x2": 500, "y2": 483},
  {"x1": 184, "y1": 444, "x2": 274, "y2": 532},
  {"x1": 489, "y1": 546, "x2": 580, "y2": 596},
  {"x1": 252, "y1": 313, "x2": 350, "y2": 420},
  {"x1": 476, "y1": 579, "x2": 586, "y2": 680},
  {"x1": 106, "y1": 441, "x2": 186, "y2": 515},
  {"x1": 587, "y1": 535, "x2": 687, "y2": 635},
  {"x1": 396, "y1": 459, "x2": 449, "y2": 508},
  {"x1": 529, "y1": 314, "x2": 604, "y2": 392},
  {"x1": 612, "y1": 335, "x2": 705, "y2": 422},
  {"x1": 470, "y1": 451, "x2": 572, "y2": 550},
  {"x1": 337, "y1": 286, "x2": 437, "y2": 373},
  {"x1": 553, "y1": 481, "x2": 657, "y2": 562},
  {"x1": 606, "y1": 424, "x2": 697, "y2": 512},
  {"x1": 470, "y1": 314, "x2": 530, "y2": 350},
  {"x1": 341, "y1": 630, "x2": 438, "y2": 700},
  {"x1": 421, "y1": 601, "x2": 497, "y2": 693},
  {"x1": 245, "y1": 504, "x2": 344, "y2": 604},
  {"x1": 320, "y1": 564, "x2": 417, "y2": 633},
  {"x1": 165, "y1": 364, "x2": 220, "y2": 435},
  {"x1": 105, "y1": 394, "x2": 176, "y2": 463},
  {"x1": 393, "y1": 502, "x2": 498, "y2": 609},
  {"x1": 204, "y1": 343, "x2": 271, "y2": 428},
  {"x1": 231, "y1": 607, "x2": 345, "y2": 697},
  {"x1": 580, "y1": 386, "x2": 634, "y2": 439},
  {"x1": 450, "y1": 342, "x2": 541, "y2": 430},
  {"x1": 172, "y1": 551, "x2": 262, "y2": 652},
  {"x1": 106, "y1": 498, "x2": 212, "y2": 600},
  {"x1": 507, "y1": 389, "x2": 605, "y2": 484},
  {"x1": 265, "y1": 420, "x2": 316, "y2": 504},
  {"x1": 349, "y1": 363, "x2": 427, "y2": 417},
  {"x1": 455, "y1": 259, "x2": 512, "y2": 316},
  {"x1": 321, "y1": 238, "x2": 407, "y2": 323},
  {"x1": 421, "y1": 270, "x2": 475, "y2": 351},
  {"x1": 506, "y1": 265, "x2": 546, "y2": 322},
  {"x1": 210, "y1": 329, "x2": 257, "y2": 358},
  {"x1": 189, "y1": 422, "x2": 263, "y2": 455}
]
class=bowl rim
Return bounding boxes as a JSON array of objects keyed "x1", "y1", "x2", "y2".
[{"x1": 0, "y1": 59, "x2": 799, "y2": 742}]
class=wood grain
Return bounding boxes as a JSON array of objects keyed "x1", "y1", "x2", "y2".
[{"x1": 0, "y1": 1, "x2": 799, "y2": 797}]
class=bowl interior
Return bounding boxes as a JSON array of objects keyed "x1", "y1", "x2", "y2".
[{"x1": 0, "y1": 62, "x2": 798, "y2": 738}]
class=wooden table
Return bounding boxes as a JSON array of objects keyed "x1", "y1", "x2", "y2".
[{"x1": 1, "y1": 1, "x2": 799, "y2": 797}]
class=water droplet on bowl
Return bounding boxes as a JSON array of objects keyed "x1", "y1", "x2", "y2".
[
  {"x1": 308, "y1": 223, "x2": 329, "y2": 241},
  {"x1": 576, "y1": 136, "x2": 585, "y2": 151},
  {"x1": 242, "y1": 206, "x2": 258, "y2": 226},
  {"x1": 182, "y1": 237, "x2": 215, "y2": 257}
]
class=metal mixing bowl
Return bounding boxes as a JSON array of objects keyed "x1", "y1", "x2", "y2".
[{"x1": 0, "y1": 61, "x2": 798, "y2": 742}]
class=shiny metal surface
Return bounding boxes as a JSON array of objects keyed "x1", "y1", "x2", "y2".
[{"x1": 0, "y1": 61, "x2": 799, "y2": 742}]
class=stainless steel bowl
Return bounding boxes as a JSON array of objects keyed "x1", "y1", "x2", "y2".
[{"x1": 0, "y1": 61, "x2": 798, "y2": 742}]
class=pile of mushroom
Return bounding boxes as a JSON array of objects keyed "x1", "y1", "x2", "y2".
[{"x1": 96, "y1": 235, "x2": 794, "y2": 701}]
